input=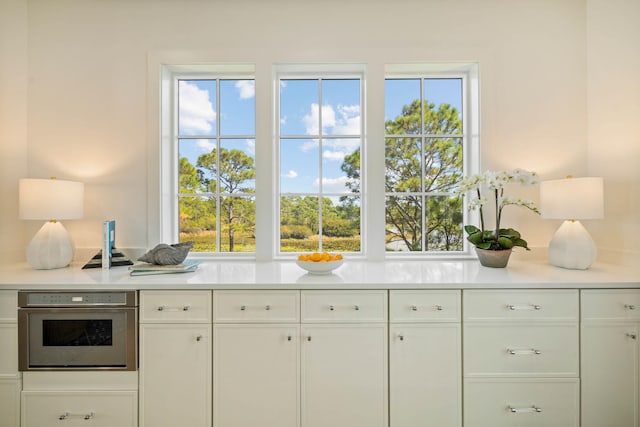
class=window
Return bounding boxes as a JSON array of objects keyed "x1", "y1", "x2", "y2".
[
  {"x1": 158, "y1": 62, "x2": 478, "y2": 259},
  {"x1": 384, "y1": 68, "x2": 476, "y2": 254},
  {"x1": 168, "y1": 70, "x2": 256, "y2": 253},
  {"x1": 277, "y1": 71, "x2": 363, "y2": 254}
]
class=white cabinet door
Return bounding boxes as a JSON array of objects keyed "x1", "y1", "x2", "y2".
[
  {"x1": 0, "y1": 379, "x2": 20, "y2": 427},
  {"x1": 21, "y1": 390, "x2": 137, "y2": 427},
  {"x1": 581, "y1": 322, "x2": 639, "y2": 427},
  {"x1": 301, "y1": 324, "x2": 388, "y2": 427},
  {"x1": 213, "y1": 324, "x2": 299, "y2": 427},
  {"x1": 389, "y1": 324, "x2": 461, "y2": 427},
  {"x1": 139, "y1": 323, "x2": 211, "y2": 427}
]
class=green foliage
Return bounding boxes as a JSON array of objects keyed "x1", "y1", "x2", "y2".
[{"x1": 464, "y1": 225, "x2": 530, "y2": 251}]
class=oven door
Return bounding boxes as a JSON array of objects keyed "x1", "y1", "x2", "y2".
[{"x1": 18, "y1": 307, "x2": 137, "y2": 371}]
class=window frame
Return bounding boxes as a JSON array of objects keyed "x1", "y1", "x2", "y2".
[{"x1": 274, "y1": 65, "x2": 366, "y2": 257}]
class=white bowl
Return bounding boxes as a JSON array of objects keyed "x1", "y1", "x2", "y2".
[{"x1": 296, "y1": 259, "x2": 344, "y2": 275}]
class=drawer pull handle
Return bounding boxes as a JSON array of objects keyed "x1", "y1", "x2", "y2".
[
  {"x1": 329, "y1": 305, "x2": 335, "y2": 311},
  {"x1": 507, "y1": 348, "x2": 542, "y2": 355},
  {"x1": 507, "y1": 304, "x2": 542, "y2": 311},
  {"x1": 625, "y1": 304, "x2": 636, "y2": 310},
  {"x1": 157, "y1": 305, "x2": 192, "y2": 312},
  {"x1": 265, "y1": 305, "x2": 271, "y2": 311},
  {"x1": 398, "y1": 334, "x2": 405, "y2": 341},
  {"x1": 196, "y1": 335, "x2": 203, "y2": 342},
  {"x1": 509, "y1": 405, "x2": 542, "y2": 413},
  {"x1": 435, "y1": 305, "x2": 443, "y2": 311},
  {"x1": 307, "y1": 336, "x2": 312, "y2": 342},
  {"x1": 240, "y1": 305, "x2": 247, "y2": 311},
  {"x1": 626, "y1": 333, "x2": 637, "y2": 340},
  {"x1": 59, "y1": 412, "x2": 95, "y2": 420},
  {"x1": 354, "y1": 305, "x2": 360, "y2": 311},
  {"x1": 410, "y1": 305, "x2": 418, "y2": 311},
  {"x1": 287, "y1": 335, "x2": 292, "y2": 341}
]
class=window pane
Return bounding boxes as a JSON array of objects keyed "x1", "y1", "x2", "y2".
[
  {"x1": 322, "y1": 196, "x2": 361, "y2": 252},
  {"x1": 280, "y1": 196, "x2": 319, "y2": 253},
  {"x1": 322, "y1": 137, "x2": 360, "y2": 194},
  {"x1": 219, "y1": 196, "x2": 255, "y2": 252},
  {"x1": 219, "y1": 139, "x2": 256, "y2": 193},
  {"x1": 220, "y1": 79, "x2": 255, "y2": 136},
  {"x1": 321, "y1": 79, "x2": 361, "y2": 136},
  {"x1": 179, "y1": 139, "x2": 216, "y2": 187},
  {"x1": 424, "y1": 137, "x2": 463, "y2": 193},
  {"x1": 280, "y1": 79, "x2": 318, "y2": 136},
  {"x1": 385, "y1": 137, "x2": 421, "y2": 192},
  {"x1": 424, "y1": 78, "x2": 463, "y2": 135},
  {"x1": 385, "y1": 196, "x2": 422, "y2": 252},
  {"x1": 280, "y1": 139, "x2": 319, "y2": 194},
  {"x1": 178, "y1": 80, "x2": 216, "y2": 136},
  {"x1": 385, "y1": 79, "x2": 420, "y2": 135},
  {"x1": 425, "y1": 195, "x2": 463, "y2": 251},
  {"x1": 179, "y1": 195, "x2": 216, "y2": 252}
]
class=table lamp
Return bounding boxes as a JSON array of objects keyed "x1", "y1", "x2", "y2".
[
  {"x1": 540, "y1": 176, "x2": 604, "y2": 270},
  {"x1": 19, "y1": 178, "x2": 84, "y2": 269}
]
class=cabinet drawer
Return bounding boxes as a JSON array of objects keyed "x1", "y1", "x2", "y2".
[
  {"x1": 464, "y1": 378, "x2": 579, "y2": 427},
  {"x1": 213, "y1": 290, "x2": 299, "y2": 323},
  {"x1": 0, "y1": 291, "x2": 17, "y2": 322},
  {"x1": 140, "y1": 291, "x2": 211, "y2": 323},
  {"x1": 463, "y1": 290, "x2": 578, "y2": 321},
  {"x1": 22, "y1": 390, "x2": 138, "y2": 427},
  {"x1": 390, "y1": 290, "x2": 460, "y2": 322},
  {"x1": 464, "y1": 323, "x2": 579, "y2": 377},
  {"x1": 301, "y1": 290, "x2": 387, "y2": 323},
  {"x1": 581, "y1": 289, "x2": 640, "y2": 320}
]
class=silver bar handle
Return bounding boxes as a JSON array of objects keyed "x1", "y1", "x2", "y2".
[
  {"x1": 59, "y1": 411, "x2": 95, "y2": 420},
  {"x1": 240, "y1": 305, "x2": 246, "y2": 311},
  {"x1": 157, "y1": 305, "x2": 191, "y2": 312},
  {"x1": 410, "y1": 305, "x2": 418, "y2": 311},
  {"x1": 626, "y1": 333, "x2": 637, "y2": 340},
  {"x1": 507, "y1": 304, "x2": 542, "y2": 311},
  {"x1": 507, "y1": 348, "x2": 542, "y2": 355},
  {"x1": 508, "y1": 405, "x2": 542, "y2": 413},
  {"x1": 354, "y1": 305, "x2": 360, "y2": 311},
  {"x1": 435, "y1": 305, "x2": 443, "y2": 311},
  {"x1": 625, "y1": 304, "x2": 636, "y2": 310}
]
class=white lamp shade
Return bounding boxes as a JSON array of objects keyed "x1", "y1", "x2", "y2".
[
  {"x1": 19, "y1": 178, "x2": 84, "y2": 220},
  {"x1": 540, "y1": 177, "x2": 604, "y2": 220}
]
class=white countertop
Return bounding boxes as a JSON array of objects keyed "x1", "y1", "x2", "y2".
[{"x1": 0, "y1": 258, "x2": 638, "y2": 290}]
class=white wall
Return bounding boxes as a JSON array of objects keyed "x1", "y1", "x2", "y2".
[
  {"x1": 5, "y1": 0, "x2": 636, "y2": 262},
  {"x1": 0, "y1": 0, "x2": 28, "y2": 263},
  {"x1": 586, "y1": 0, "x2": 640, "y2": 260}
]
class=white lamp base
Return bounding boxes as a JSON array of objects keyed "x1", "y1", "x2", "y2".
[
  {"x1": 548, "y1": 220, "x2": 597, "y2": 270},
  {"x1": 26, "y1": 221, "x2": 74, "y2": 270}
]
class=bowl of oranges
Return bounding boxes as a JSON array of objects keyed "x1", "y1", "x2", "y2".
[{"x1": 296, "y1": 252, "x2": 344, "y2": 275}]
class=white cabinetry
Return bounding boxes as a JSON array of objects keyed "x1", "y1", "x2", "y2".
[
  {"x1": 0, "y1": 290, "x2": 19, "y2": 427},
  {"x1": 463, "y1": 290, "x2": 580, "y2": 427},
  {"x1": 301, "y1": 290, "x2": 388, "y2": 427},
  {"x1": 389, "y1": 290, "x2": 461, "y2": 427},
  {"x1": 581, "y1": 289, "x2": 640, "y2": 427},
  {"x1": 21, "y1": 372, "x2": 137, "y2": 427},
  {"x1": 139, "y1": 291, "x2": 212, "y2": 427},
  {"x1": 212, "y1": 290, "x2": 299, "y2": 427}
]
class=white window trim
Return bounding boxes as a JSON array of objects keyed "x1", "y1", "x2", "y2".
[{"x1": 150, "y1": 56, "x2": 479, "y2": 261}]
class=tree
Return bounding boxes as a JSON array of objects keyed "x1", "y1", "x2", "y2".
[
  {"x1": 197, "y1": 147, "x2": 256, "y2": 252},
  {"x1": 343, "y1": 100, "x2": 464, "y2": 251}
]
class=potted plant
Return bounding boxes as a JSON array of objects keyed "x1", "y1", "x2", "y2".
[{"x1": 457, "y1": 169, "x2": 540, "y2": 267}]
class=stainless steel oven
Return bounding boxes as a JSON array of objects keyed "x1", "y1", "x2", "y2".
[{"x1": 18, "y1": 290, "x2": 138, "y2": 371}]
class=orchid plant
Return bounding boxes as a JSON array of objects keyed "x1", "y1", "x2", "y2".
[{"x1": 457, "y1": 169, "x2": 541, "y2": 251}]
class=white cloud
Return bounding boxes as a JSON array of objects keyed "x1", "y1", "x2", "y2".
[
  {"x1": 303, "y1": 103, "x2": 361, "y2": 136},
  {"x1": 315, "y1": 176, "x2": 349, "y2": 193},
  {"x1": 322, "y1": 150, "x2": 346, "y2": 162},
  {"x1": 195, "y1": 139, "x2": 216, "y2": 153},
  {"x1": 285, "y1": 170, "x2": 298, "y2": 179},
  {"x1": 245, "y1": 139, "x2": 255, "y2": 155},
  {"x1": 178, "y1": 81, "x2": 216, "y2": 135},
  {"x1": 235, "y1": 80, "x2": 255, "y2": 100}
]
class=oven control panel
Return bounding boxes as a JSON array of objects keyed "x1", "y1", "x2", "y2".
[{"x1": 19, "y1": 291, "x2": 137, "y2": 307}]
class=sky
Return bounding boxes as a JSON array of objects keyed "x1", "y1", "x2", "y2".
[{"x1": 177, "y1": 77, "x2": 462, "y2": 195}]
